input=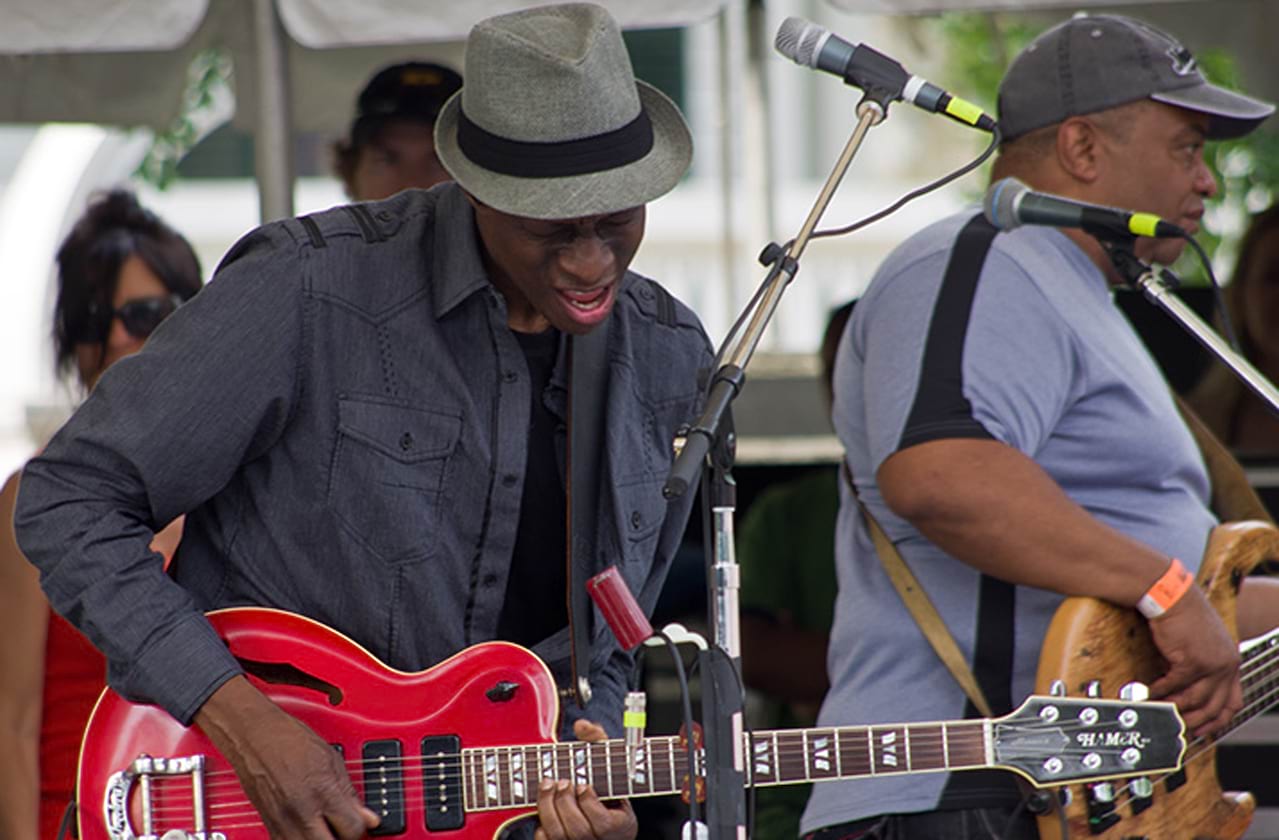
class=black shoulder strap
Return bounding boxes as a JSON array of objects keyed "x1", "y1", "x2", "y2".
[{"x1": 566, "y1": 316, "x2": 611, "y2": 707}]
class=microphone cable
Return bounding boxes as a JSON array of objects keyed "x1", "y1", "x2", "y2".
[{"x1": 713, "y1": 123, "x2": 1002, "y2": 374}]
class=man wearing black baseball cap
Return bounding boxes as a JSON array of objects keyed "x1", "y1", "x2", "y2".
[
  {"x1": 333, "y1": 60, "x2": 462, "y2": 201},
  {"x1": 803, "y1": 13, "x2": 1278, "y2": 840}
]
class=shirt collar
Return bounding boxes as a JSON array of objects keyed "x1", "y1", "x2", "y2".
[{"x1": 431, "y1": 182, "x2": 494, "y2": 319}]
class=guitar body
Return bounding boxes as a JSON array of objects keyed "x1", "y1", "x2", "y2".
[
  {"x1": 77, "y1": 607, "x2": 561, "y2": 840},
  {"x1": 1034, "y1": 521, "x2": 1279, "y2": 840}
]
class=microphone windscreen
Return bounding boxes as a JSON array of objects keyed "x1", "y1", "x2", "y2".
[
  {"x1": 775, "y1": 17, "x2": 824, "y2": 67},
  {"x1": 984, "y1": 177, "x2": 1030, "y2": 231}
]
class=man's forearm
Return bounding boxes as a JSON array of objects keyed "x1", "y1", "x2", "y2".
[{"x1": 879, "y1": 438, "x2": 1173, "y2": 605}]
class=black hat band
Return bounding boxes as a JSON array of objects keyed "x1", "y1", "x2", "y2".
[{"x1": 457, "y1": 106, "x2": 654, "y2": 178}]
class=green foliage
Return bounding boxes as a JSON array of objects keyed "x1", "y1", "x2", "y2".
[
  {"x1": 135, "y1": 49, "x2": 232, "y2": 190},
  {"x1": 931, "y1": 12, "x2": 1039, "y2": 114}
]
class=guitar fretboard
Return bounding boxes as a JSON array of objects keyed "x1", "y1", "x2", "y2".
[
  {"x1": 1229, "y1": 627, "x2": 1279, "y2": 738},
  {"x1": 457, "y1": 720, "x2": 990, "y2": 811}
]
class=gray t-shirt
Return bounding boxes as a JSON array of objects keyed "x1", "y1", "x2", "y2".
[{"x1": 802, "y1": 211, "x2": 1216, "y2": 830}]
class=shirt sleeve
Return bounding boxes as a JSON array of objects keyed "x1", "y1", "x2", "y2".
[
  {"x1": 859, "y1": 241, "x2": 1078, "y2": 473},
  {"x1": 14, "y1": 225, "x2": 305, "y2": 724}
]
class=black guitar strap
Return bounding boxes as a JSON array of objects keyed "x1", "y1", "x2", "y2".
[{"x1": 566, "y1": 317, "x2": 611, "y2": 708}]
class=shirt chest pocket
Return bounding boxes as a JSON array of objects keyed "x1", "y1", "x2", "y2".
[{"x1": 328, "y1": 396, "x2": 461, "y2": 563}]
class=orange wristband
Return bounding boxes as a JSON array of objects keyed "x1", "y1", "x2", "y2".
[{"x1": 1136, "y1": 558, "x2": 1193, "y2": 619}]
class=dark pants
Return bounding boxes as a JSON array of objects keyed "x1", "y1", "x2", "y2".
[{"x1": 803, "y1": 806, "x2": 1039, "y2": 840}]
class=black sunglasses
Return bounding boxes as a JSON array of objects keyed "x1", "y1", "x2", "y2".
[{"x1": 83, "y1": 294, "x2": 184, "y2": 342}]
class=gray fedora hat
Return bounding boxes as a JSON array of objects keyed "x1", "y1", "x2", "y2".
[{"x1": 434, "y1": 3, "x2": 692, "y2": 220}]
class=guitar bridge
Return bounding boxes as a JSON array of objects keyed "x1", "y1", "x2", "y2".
[{"x1": 103, "y1": 753, "x2": 225, "y2": 840}]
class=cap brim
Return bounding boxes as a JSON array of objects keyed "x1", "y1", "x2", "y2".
[
  {"x1": 1152, "y1": 81, "x2": 1275, "y2": 140},
  {"x1": 434, "y1": 81, "x2": 692, "y2": 220}
]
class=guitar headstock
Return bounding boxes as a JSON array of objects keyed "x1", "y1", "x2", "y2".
[{"x1": 992, "y1": 695, "x2": 1185, "y2": 787}]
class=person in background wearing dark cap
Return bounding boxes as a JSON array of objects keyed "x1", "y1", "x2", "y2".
[
  {"x1": 15, "y1": 5, "x2": 709, "y2": 840},
  {"x1": 333, "y1": 60, "x2": 462, "y2": 201},
  {"x1": 801, "y1": 13, "x2": 1278, "y2": 840}
]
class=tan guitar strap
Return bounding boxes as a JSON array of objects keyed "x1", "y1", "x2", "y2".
[
  {"x1": 844, "y1": 464, "x2": 995, "y2": 718},
  {"x1": 856, "y1": 496, "x2": 995, "y2": 718}
]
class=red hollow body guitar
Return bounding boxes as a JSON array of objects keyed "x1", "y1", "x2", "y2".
[{"x1": 79, "y1": 608, "x2": 1185, "y2": 840}]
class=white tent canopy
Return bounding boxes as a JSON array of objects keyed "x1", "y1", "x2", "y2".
[{"x1": 1, "y1": 0, "x2": 733, "y2": 219}]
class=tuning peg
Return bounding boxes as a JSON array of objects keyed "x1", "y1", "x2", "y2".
[
  {"x1": 1049, "y1": 679, "x2": 1066, "y2": 697},
  {"x1": 1084, "y1": 680, "x2": 1102, "y2": 698},
  {"x1": 1119, "y1": 682, "x2": 1149, "y2": 702}
]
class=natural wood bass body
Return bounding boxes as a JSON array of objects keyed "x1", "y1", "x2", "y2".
[{"x1": 1035, "y1": 521, "x2": 1279, "y2": 840}]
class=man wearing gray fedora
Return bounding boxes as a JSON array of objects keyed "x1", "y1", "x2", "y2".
[{"x1": 15, "y1": 4, "x2": 710, "y2": 839}]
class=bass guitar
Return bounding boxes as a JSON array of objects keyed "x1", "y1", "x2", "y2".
[
  {"x1": 80, "y1": 607, "x2": 1185, "y2": 840},
  {"x1": 1035, "y1": 520, "x2": 1279, "y2": 839}
]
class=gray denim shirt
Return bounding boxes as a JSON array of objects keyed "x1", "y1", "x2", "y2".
[{"x1": 15, "y1": 183, "x2": 712, "y2": 732}]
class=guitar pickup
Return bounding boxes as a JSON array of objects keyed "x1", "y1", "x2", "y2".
[
  {"x1": 362, "y1": 740, "x2": 406, "y2": 836},
  {"x1": 421, "y1": 735, "x2": 464, "y2": 831}
]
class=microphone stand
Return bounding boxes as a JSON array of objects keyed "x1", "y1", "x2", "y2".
[
  {"x1": 1104, "y1": 241, "x2": 1279, "y2": 414},
  {"x1": 663, "y1": 96, "x2": 888, "y2": 840}
]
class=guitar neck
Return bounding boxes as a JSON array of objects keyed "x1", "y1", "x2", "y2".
[
  {"x1": 459, "y1": 719, "x2": 990, "y2": 811},
  {"x1": 1232, "y1": 626, "x2": 1279, "y2": 737}
]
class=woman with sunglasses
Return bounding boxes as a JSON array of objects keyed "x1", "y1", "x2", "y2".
[{"x1": 0, "y1": 189, "x2": 201, "y2": 840}]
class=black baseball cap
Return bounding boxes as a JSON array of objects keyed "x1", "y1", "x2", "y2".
[
  {"x1": 350, "y1": 61, "x2": 463, "y2": 144},
  {"x1": 998, "y1": 14, "x2": 1274, "y2": 141}
]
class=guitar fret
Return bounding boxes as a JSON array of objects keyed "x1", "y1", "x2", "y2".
[
  {"x1": 806, "y1": 729, "x2": 837, "y2": 780},
  {"x1": 870, "y1": 725, "x2": 907, "y2": 774},
  {"x1": 837, "y1": 727, "x2": 871, "y2": 779},
  {"x1": 667, "y1": 738, "x2": 677, "y2": 794},
  {"x1": 942, "y1": 722, "x2": 949, "y2": 768},
  {"x1": 602, "y1": 740, "x2": 614, "y2": 798},
  {"x1": 510, "y1": 746, "x2": 527, "y2": 804},
  {"x1": 484, "y1": 749, "x2": 501, "y2": 806},
  {"x1": 909, "y1": 725, "x2": 944, "y2": 773},
  {"x1": 749, "y1": 732, "x2": 776, "y2": 785},
  {"x1": 833, "y1": 729, "x2": 843, "y2": 778},
  {"x1": 539, "y1": 744, "x2": 555, "y2": 786},
  {"x1": 982, "y1": 720, "x2": 993, "y2": 767},
  {"x1": 557, "y1": 743, "x2": 571, "y2": 788},
  {"x1": 629, "y1": 741, "x2": 647, "y2": 795},
  {"x1": 904, "y1": 726, "x2": 912, "y2": 772},
  {"x1": 468, "y1": 750, "x2": 478, "y2": 810}
]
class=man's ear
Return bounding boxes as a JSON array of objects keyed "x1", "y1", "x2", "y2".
[{"x1": 1055, "y1": 117, "x2": 1104, "y2": 184}]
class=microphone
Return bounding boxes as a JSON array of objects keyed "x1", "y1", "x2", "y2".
[
  {"x1": 774, "y1": 17, "x2": 996, "y2": 132},
  {"x1": 983, "y1": 177, "x2": 1187, "y2": 240}
]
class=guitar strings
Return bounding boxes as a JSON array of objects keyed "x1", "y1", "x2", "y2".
[
  {"x1": 1054, "y1": 634, "x2": 1279, "y2": 809},
  {"x1": 122, "y1": 711, "x2": 1173, "y2": 829}
]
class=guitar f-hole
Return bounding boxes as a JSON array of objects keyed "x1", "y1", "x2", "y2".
[{"x1": 236, "y1": 657, "x2": 344, "y2": 706}]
